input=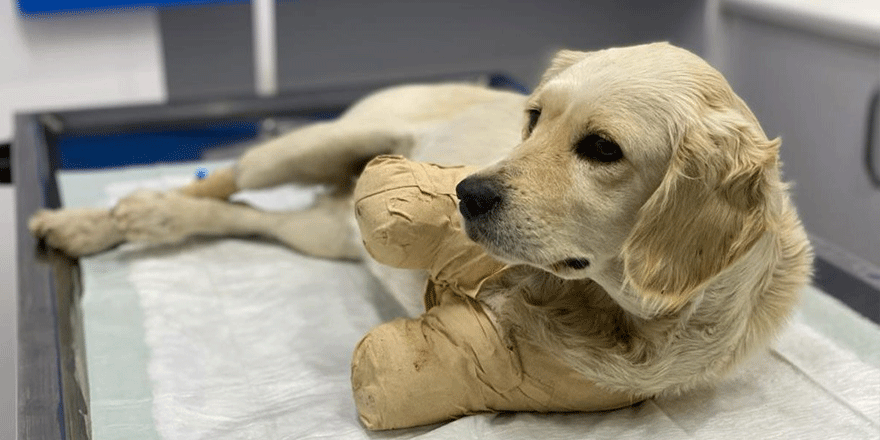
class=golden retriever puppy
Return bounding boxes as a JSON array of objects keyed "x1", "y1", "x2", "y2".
[
  {"x1": 30, "y1": 42, "x2": 812, "y2": 400},
  {"x1": 456, "y1": 43, "x2": 813, "y2": 396}
]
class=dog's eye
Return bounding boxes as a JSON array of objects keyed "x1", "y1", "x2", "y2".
[
  {"x1": 575, "y1": 134, "x2": 623, "y2": 163},
  {"x1": 526, "y1": 108, "x2": 541, "y2": 135}
]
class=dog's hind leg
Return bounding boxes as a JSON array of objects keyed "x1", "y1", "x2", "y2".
[
  {"x1": 173, "y1": 121, "x2": 412, "y2": 201},
  {"x1": 110, "y1": 188, "x2": 361, "y2": 260},
  {"x1": 31, "y1": 119, "x2": 401, "y2": 258},
  {"x1": 233, "y1": 121, "x2": 414, "y2": 191},
  {"x1": 31, "y1": 188, "x2": 360, "y2": 259},
  {"x1": 176, "y1": 166, "x2": 239, "y2": 200},
  {"x1": 28, "y1": 168, "x2": 242, "y2": 257},
  {"x1": 262, "y1": 191, "x2": 361, "y2": 259},
  {"x1": 29, "y1": 167, "x2": 243, "y2": 257},
  {"x1": 29, "y1": 207, "x2": 125, "y2": 257}
]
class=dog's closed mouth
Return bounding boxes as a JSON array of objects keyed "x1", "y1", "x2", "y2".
[{"x1": 552, "y1": 258, "x2": 591, "y2": 271}]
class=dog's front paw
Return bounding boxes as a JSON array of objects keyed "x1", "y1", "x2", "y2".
[
  {"x1": 111, "y1": 190, "x2": 205, "y2": 245},
  {"x1": 29, "y1": 208, "x2": 125, "y2": 256}
]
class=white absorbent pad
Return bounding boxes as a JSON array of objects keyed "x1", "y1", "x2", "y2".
[{"x1": 59, "y1": 162, "x2": 880, "y2": 439}]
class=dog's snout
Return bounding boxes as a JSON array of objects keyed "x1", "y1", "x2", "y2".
[{"x1": 456, "y1": 176, "x2": 504, "y2": 220}]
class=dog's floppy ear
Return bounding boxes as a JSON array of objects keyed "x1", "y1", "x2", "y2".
[
  {"x1": 622, "y1": 107, "x2": 780, "y2": 314},
  {"x1": 536, "y1": 50, "x2": 589, "y2": 90}
]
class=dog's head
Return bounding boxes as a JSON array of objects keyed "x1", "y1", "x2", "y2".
[{"x1": 457, "y1": 43, "x2": 780, "y2": 316}]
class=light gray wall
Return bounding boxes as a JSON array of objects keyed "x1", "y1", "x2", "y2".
[
  {"x1": 716, "y1": 8, "x2": 880, "y2": 268},
  {"x1": 0, "y1": 185, "x2": 15, "y2": 440},
  {"x1": 159, "y1": 0, "x2": 705, "y2": 99},
  {"x1": 0, "y1": 5, "x2": 163, "y2": 142},
  {"x1": 160, "y1": 2, "x2": 256, "y2": 101},
  {"x1": 275, "y1": 0, "x2": 705, "y2": 90}
]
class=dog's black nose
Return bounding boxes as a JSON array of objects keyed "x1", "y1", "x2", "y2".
[{"x1": 456, "y1": 176, "x2": 503, "y2": 220}]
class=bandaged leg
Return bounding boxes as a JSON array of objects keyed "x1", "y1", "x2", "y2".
[
  {"x1": 351, "y1": 290, "x2": 638, "y2": 430},
  {"x1": 354, "y1": 155, "x2": 506, "y2": 296}
]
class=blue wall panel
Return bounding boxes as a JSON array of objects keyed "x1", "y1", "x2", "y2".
[{"x1": 18, "y1": 0, "x2": 244, "y2": 14}]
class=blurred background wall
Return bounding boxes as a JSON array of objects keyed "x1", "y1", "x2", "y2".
[
  {"x1": 0, "y1": 3, "x2": 165, "y2": 142},
  {"x1": 161, "y1": 0, "x2": 706, "y2": 99}
]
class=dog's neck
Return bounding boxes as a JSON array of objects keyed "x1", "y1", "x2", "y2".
[
  {"x1": 587, "y1": 259, "x2": 649, "y2": 320},
  {"x1": 480, "y1": 214, "x2": 811, "y2": 396}
]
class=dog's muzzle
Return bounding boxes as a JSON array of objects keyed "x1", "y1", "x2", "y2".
[{"x1": 456, "y1": 176, "x2": 504, "y2": 221}]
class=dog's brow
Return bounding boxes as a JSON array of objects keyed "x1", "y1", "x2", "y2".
[
  {"x1": 539, "y1": 86, "x2": 566, "y2": 106},
  {"x1": 574, "y1": 120, "x2": 615, "y2": 144}
]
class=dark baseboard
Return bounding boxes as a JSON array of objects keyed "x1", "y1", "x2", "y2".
[
  {"x1": 814, "y1": 257, "x2": 879, "y2": 324},
  {"x1": 0, "y1": 144, "x2": 10, "y2": 184}
]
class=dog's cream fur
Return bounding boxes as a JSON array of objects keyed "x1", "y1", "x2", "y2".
[{"x1": 30, "y1": 43, "x2": 813, "y2": 399}]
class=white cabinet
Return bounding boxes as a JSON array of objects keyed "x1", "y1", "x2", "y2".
[{"x1": 714, "y1": 1, "x2": 880, "y2": 279}]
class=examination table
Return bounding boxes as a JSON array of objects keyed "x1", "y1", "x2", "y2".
[{"x1": 15, "y1": 78, "x2": 880, "y2": 440}]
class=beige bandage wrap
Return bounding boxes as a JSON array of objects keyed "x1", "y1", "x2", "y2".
[
  {"x1": 353, "y1": 155, "x2": 505, "y2": 305},
  {"x1": 351, "y1": 156, "x2": 637, "y2": 430}
]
